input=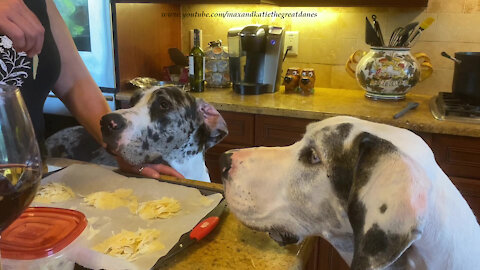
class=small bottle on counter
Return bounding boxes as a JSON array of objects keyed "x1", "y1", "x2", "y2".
[
  {"x1": 189, "y1": 29, "x2": 205, "y2": 92},
  {"x1": 205, "y1": 40, "x2": 230, "y2": 88}
]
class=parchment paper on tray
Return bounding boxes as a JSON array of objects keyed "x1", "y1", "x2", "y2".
[{"x1": 32, "y1": 164, "x2": 223, "y2": 270}]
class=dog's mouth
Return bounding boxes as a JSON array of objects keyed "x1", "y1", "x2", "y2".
[
  {"x1": 268, "y1": 226, "x2": 300, "y2": 246},
  {"x1": 240, "y1": 222, "x2": 300, "y2": 246},
  {"x1": 226, "y1": 196, "x2": 300, "y2": 246},
  {"x1": 102, "y1": 138, "x2": 125, "y2": 159},
  {"x1": 104, "y1": 146, "x2": 118, "y2": 157},
  {"x1": 102, "y1": 139, "x2": 171, "y2": 168}
]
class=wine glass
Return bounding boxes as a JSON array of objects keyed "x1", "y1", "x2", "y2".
[{"x1": 0, "y1": 84, "x2": 43, "y2": 234}]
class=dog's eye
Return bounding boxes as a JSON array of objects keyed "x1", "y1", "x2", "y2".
[
  {"x1": 299, "y1": 147, "x2": 322, "y2": 165},
  {"x1": 310, "y1": 148, "x2": 321, "y2": 164},
  {"x1": 158, "y1": 100, "x2": 171, "y2": 110}
]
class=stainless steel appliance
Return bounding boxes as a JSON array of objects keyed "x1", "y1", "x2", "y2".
[
  {"x1": 430, "y1": 92, "x2": 480, "y2": 124},
  {"x1": 228, "y1": 25, "x2": 285, "y2": 95},
  {"x1": 431, "y1": 52, "x2": 480, "y2": 124},
  {"x1": 43, "y1": 0, "x2": 117, "y2": 115}
]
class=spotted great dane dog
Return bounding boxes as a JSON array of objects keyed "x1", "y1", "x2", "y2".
[
  {"x1": 46, "y1": 86, "x2": 228, "y2": 182},
  {"x1": 220, "y1": 116, "x2": 480, "y2": 269}
]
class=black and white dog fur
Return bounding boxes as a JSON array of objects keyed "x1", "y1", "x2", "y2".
[
  {"x1": 46, "y1": 86, "x2": 228, "y2": 182},
  {"x1": 220, "y1": 116, "x2": 480, "y2": 269}
]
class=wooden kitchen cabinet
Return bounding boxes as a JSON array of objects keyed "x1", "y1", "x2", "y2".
[
  {"x1": 220, "y1": 111, "x2": 255, "y2": 146},
  {"x1": 306, "y1": 238, "x2": 350, "y2": 270},
  {"x1": 206, "y1": 113, "x2": 312, "y2": 182},
  {"x1": 254, "y1": 115, "x2": 314, "y2": 146},
  {"x1": 431, "y1": 134, "x2": 480, "y2": 221},
  {"x1": 114, "y1": 3, "x2": 182, "y2": 88},
  {"x1": 451, "y1": 177, "x2": 480, "y2": 217},
  {"x1": 205, "y1": 142, "x2": 246, "y2": 183},
  {"x1": 205, "y1": 111, "x2": 255, "y2": 183},
  {"x1": 432, "y1": 134, "x2": 480, "y2": 180},
  {"x1": 205, "y1": 111, "x2": 480, "y2": 270}
]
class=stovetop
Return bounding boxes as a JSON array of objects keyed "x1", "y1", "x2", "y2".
[{"x1": 430, "y1": 92, "x2": 480, "y2": 124}]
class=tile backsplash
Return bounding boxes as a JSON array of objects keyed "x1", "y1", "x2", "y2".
[{"x1": 181, "y1": 0, "x2": 480, "y2": 96}]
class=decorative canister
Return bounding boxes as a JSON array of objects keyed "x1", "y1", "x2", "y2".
[
  {"x1": 283, "y1": 67, "x2": 301, "y2": 93},
  {"x1": 298, "y1": 68, "x2": 315, "y2": 95},
  {"x1": 346, "y1": 47, "x2": 433, "y2": 100},
  {"x1": 205, "y1": 40, "x2": 230, "y2": 88}
]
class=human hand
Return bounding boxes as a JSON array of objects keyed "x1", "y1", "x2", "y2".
[
  {"x1": 115, "y1": 155, "x2": 185, "y2": 179},
  {"x1": 0, "y1": 0, "x2": 44, "y2": 57}
]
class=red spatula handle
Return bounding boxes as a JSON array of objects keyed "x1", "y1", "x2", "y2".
[{"x1": 190, "y1": 216, "x2": 220, "y2": 241}]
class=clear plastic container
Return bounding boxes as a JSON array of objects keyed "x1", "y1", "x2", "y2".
[
  {"x1": 205, "y1": 40, "x2": 231, "y2": 88},
  {"x1": 0, "y1": 207, "x2": 87, "y2": 270}
]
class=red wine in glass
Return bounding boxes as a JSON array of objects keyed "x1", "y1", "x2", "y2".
[
  {"x1": 0, "y1": 84, "x2": 43, "y2": 234},
  {"x1": 0, "y1": 164, "x2": 41, "y2": 232}
]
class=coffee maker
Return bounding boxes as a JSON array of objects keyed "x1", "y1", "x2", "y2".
[{"x1": 228, "y1": 25, "x2": 285, "y2": 95}]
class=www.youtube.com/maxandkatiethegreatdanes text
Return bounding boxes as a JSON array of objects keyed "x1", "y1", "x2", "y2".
[{"x1": 159, "y1": 10, "x2": 318, "y2": 19}]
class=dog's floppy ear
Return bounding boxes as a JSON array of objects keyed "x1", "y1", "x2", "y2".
[
  {"x1": 129, "y1": 89, "x2": 144, "y2": 107},
  {"x1": 197, "y1": 98, "x2": 228, "y2": 149},
  {"x1": 347, "y1": 133, "x2": 430, "y2": 270}
]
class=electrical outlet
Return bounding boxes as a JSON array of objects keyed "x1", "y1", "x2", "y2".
[
  {"x1": 284, "y1": 31, "x2": 299, "y2": 56},
  {"x1": 189, "y1": 29, "x2": 203, "y2": 49}
]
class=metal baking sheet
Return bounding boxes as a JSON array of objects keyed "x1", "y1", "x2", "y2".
[{"x1": 32, "y1": 164, "x2": 223, "y2": 270}]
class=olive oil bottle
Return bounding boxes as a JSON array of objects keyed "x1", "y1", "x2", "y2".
[{"x1": 189, "y1": 29, "x2": 205, "y2": 92}]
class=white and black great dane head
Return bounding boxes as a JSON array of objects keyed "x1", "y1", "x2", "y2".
[
  {"x1": 101, "y1": 86, "x2": 227, "y2": 180},
  {"x1": 221, "y1": 116, "x2": 431, "y2": 270}
]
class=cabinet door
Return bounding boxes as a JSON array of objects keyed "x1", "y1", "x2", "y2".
[
  {"x1": 205, "y1": 143, "x2": 245, "y2": 183},
  {"x1": 220, "y1": 111, "x2": 255, "y2": 146},
  {"x1": 451, "y1": 177, "x2": 480, "y2": 220},
  {"x1": 432, "y1": 134, "x2": 480, "y2": 180},
  {"x1": 255, "y1": 115, "x2": 314, "y2": 146},
  {"x1": 205, "y1": 111, "x2": 255, "y2": 183},
  {"x1": 306, "y1": 238, "x2": 350, "y2": 270},
  {"x1": 116, "y1": 3, "x2": 181, "y2": 88},
  {"x1": 415, "y1": 131, "x2": 433, "y2": 148}
]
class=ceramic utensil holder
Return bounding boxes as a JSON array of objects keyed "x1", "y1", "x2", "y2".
[{"x1": 346, "y1": 47, "x2": 432, "y2": 100}]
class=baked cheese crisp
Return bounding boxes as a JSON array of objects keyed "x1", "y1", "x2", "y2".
[
  {"x1": 34, "y1": 182, "x2": 75, "y2": 203},
  {"x1": 84, "y1": 188, "x2": 138, "y2": 214},
  {"x1": 199, "y1": 196, "x2": 214, "y2": 207},
  {"x1": 93, "y1": 228, "x2": 164, "y2": 261},
  {"x1": 137, "y1": 197, "x2": 181, "y2": 220}
]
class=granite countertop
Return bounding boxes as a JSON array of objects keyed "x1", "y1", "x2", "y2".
[
  {"x1": 157, "y1": 207, "x2": 313, "y2": 270},
  {"x1": 117, "y1": 87, "x2": 480, "y2": 138},
  {"x1": 47, "y1": 158, "x2": 313, "y2": 270}
]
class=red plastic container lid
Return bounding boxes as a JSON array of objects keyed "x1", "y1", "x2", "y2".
[{"x1": 0, "y1": 207, "x2": 87, "y2": 260}]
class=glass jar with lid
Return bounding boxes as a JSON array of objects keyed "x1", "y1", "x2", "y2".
[{"x1": 205, "y1": 40, "x2": 230, "y2": 88}]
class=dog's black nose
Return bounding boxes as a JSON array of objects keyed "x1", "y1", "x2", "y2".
[
  {"x1": 301, "y1": 78, "x2": 310, "y2": 85},
  {"x1": 284, "y1": 76, "x2": 292, "y2": 83},
  {"x1": 100, "y1": 113, "x2": 127, "y2": 135},
  {"x1": 220, "y1": 151, "x2": 234, "y2": 182}
]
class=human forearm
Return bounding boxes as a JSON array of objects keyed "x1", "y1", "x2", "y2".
[
  {"x1": 56, "y1": 77, "x2": 110, "y2": 145},
  {"x1": 47, "y1": 0, "x2": 109, "y2": 145},
  {"x1": 46, "y1": 0, "x2": 183, "y2": 179}
]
